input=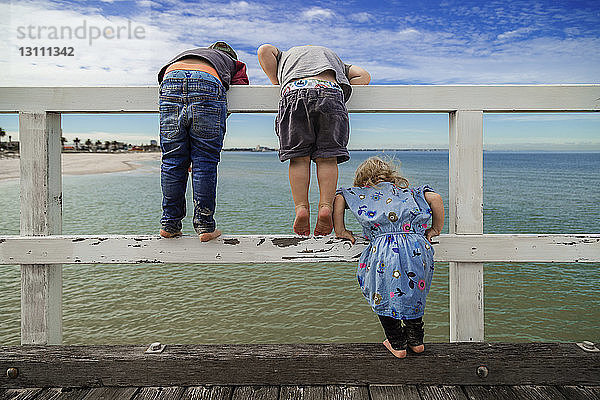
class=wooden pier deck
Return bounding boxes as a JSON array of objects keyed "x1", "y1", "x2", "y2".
[
  {"x1": 1, "y1": 343, "x2": 599, "y2": 399},
  {"x1": 3, "y1": 384, "x2": 600, "y2": 400}
]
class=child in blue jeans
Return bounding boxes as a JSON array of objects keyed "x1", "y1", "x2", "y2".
[
  {"x1": 157, "y1": 42, "x2": 248, "y2": 241},
  {"x1": 333, "y1": 157, "x2": 444, "y2": 358}
]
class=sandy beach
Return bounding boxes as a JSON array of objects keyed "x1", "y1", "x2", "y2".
[{"x1": 0, "y1": 152, "x2": 160, "y2": 181}]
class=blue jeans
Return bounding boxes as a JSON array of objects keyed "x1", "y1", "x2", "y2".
[{"x1": 159, "y1": 70, "x2": 227, "y2": 234}]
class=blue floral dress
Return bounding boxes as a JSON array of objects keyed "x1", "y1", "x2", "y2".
[{"x1": 338, "y1": 182, "x2": 436, "y2": 320}]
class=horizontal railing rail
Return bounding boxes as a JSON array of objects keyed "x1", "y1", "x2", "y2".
[
  {"x1": 1, "y1": 84, "x2": 598, "y2": 345},
  {"x1": 0, "y1": 85, "x2": 599, "y2": 113},
  {"x1": 0, "y1": 234, "x2": 598, "y2": 265}
]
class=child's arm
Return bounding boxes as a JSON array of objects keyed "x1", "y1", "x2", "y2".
[
  {"x1": 424, "y1": 191, "x2": 444, "y2": 243},
  {"x1": 346, "y1": 65, "x2": 371, "y2": 85},
  {"x1": 333, "y1": 194, "x2": 355, "y2": 243},
  {"x1": 257, "y1": 44, "x2": 280, "y2": 85}
]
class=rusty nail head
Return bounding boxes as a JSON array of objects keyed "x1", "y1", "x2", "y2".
[
  {"x1": 477, "y1": 365, "x2": 489, "y2": 378},
  {"x1": 6, "y1": 367, "x2": 18, "y2": 379}
]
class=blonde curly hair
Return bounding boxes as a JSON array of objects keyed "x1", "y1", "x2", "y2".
[{"x1": 353, "y1": 156, "x2": 409, "y2": 188}]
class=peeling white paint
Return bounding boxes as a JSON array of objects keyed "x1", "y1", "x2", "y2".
[{"x1": 1, "y1": 234, "x2": 598, "y2": 265}]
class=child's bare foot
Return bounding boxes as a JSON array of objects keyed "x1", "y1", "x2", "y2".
[
  {"x1": 293, "y1": 205, "x2": 310, "y2": 236},
  {"x1": 160, "y1": 228, "x2": 182, "y2": 238},
  {"x1": 383, "y1": 339, "x2": 407, "y2": 359},
  {"x1": 199, "y1": 229, "x2": 222, "y2": 242},
  {"x1": 314, "y1": 203, "x2": 333, "y2": 236},
  {"x1": 409, "y1": 344, "x2": 425, "y2": 353}
]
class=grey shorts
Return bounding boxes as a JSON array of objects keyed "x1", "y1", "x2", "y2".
[{"x1": 275, "y1": 87, "x2": 350, "y2": 163}]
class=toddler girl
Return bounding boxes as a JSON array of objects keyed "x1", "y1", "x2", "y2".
[{"x1": 333, "y1": 157, "x2": 444, "y2": 358}]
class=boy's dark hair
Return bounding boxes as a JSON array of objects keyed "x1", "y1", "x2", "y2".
[{"x1": 209, "y1": 41, "x2": 238, "y2": 60}]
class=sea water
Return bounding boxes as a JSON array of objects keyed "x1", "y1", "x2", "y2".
[{"x1": 0, "y1": 151, "x2": 598, "y2": 344}]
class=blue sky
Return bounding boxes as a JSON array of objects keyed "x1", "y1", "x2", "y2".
[{"x1": 1, "y1": 0, "x2": 598, "y2": 149}]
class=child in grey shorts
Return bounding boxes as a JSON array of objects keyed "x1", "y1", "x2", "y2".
[{"x1": 257, "y1": 44, "x2": 370, "y2": 236}]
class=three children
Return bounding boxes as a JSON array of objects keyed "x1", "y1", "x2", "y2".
[{"x1": 158, "y1": 44, "x2": 443, "y2": 358}]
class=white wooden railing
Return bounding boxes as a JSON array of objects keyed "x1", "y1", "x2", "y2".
[{"x1": 0, "y1": 85, "x2": 599, "y2": 346}]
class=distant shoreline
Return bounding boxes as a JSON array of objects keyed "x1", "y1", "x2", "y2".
[
  {"x1": 0, "y1": 152, "x2": 160, "y2": 182},
  {"x1": 1, "y1": 149, "x2": 597, "y2": 182}
]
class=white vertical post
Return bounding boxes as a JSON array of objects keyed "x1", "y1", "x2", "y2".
[
  {"x1": 19, "y1": 111, "x2": 63, "y2": 345},
  {"x1": 448, "y1": 110, "x2": 484, "y2": 342}
]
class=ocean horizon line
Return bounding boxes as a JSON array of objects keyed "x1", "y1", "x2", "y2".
[{"x1": 223, "y1": 148, "x2": 600, "y2": 153}]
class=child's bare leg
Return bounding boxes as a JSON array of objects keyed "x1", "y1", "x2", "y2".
[
  {"x1": 289, "y1": 156, "x2": 311, "y2": 236},
  {"x1": 314, "y1": 157, "x2": 337, "y2": 236}
]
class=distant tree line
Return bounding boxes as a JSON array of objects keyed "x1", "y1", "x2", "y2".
[
  {"x1": 0, "y1": 129, "x2": 160, "y2": 153},
  {"x1": 61, "y1": 137, "x2": 159, "y2": 152}
]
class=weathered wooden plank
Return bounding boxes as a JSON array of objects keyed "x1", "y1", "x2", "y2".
[
  {"x1": 132, "y1": 387, "x2": 186, "y2": 400},
  {"x1": 418, "y1": 385, "x2": 467, "y2": 400},
  {"x1": 462, "y1": 386, "x2": 519, "y2": 400},
  {"x1": 1, "y1": 234, "x2": 598, "y2": 265},
  {"x1": 1, "y1": 343, "x2": 597, "y2": 388},
  {"x1": 18, "y1": 112, "x2": 63, "y2": 237},
  {"x1": 369, "y1": 385, "x2": 421, "y2": 400},
  {"x1": 510, "y1": 385, "x2": 567, "y2": 399},
  {"x1": 18, "y1": 111, "x2": 63, "y2": 345},
  {"x1": 279, "y1": 386, "x2": 324, "y2": 400},
  {"x1": 231, "y1": 386, "x2": 278, "y2": 400},
  {"x1": 180, "y1": 386, "x2": 232, "y2": 400},
  {"x1": 323, "y1": 386, "x2": 369, "y2": 400},
  {"x1": 557, "y1": 385, "x2": 600, "y2": 400},
  {"x1": 0, "y1": 388, "x2": 42, "y2": 400},
  {"x1": 449, "y1": 110, "x2": 484, "y2": 343},
  {"x1": 32, "y1": 387, "x2": 91, "y2": 400},
  {"x1": 1, "y1": 86, "x2": 599, "y2": 113},
  {"x1": 81, "y1": 387, "x2": 139, "y2": 400},
  {"x1": 448, "y1": 111, "x2": 484, "y2": 235}
]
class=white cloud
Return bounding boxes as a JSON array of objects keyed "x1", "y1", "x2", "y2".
[
  {"x1": 2, "y1": 0, "x2": 178, "y2": 86},
  {"x1": 497, "y1": 27, "x2": 534, "y2": 41},
  {"x1": 0, "y1": 0, "x2": 598, "y2": 88},
  {"x1": 301, "y1": 7, "x2": 335, "y2": 21},
  {"x1": 349, "y1": 12, "x2": 373, "y2": 23},
  {"x1": 396, "y1": 28, "x2": 420, "y2": 38}
]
